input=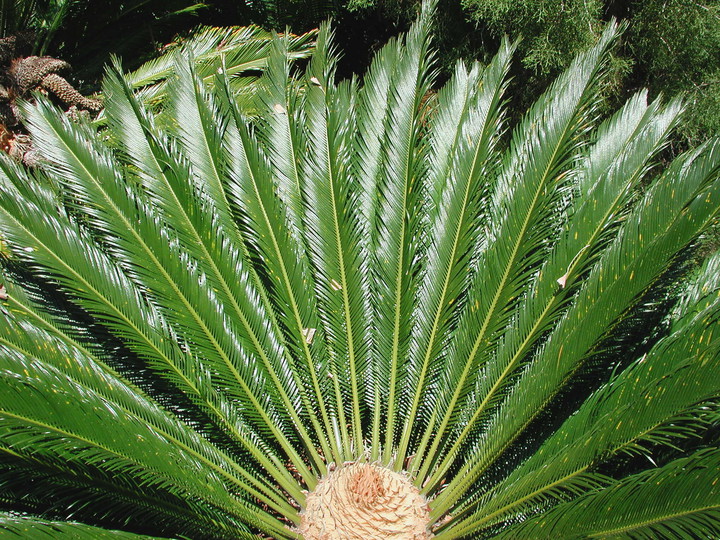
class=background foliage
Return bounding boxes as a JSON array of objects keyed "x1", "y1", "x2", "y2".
[
  {"x1": 0, "y1": 0, "x2": 208, "y2": 83},
  {"x1": 3, "y1": 0, "x2": 717, "y2": 147},
  {"x1": 627, "y1": 0, "x2": 720, "y2": 146}
]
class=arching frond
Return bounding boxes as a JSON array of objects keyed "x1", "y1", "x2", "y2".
[
  {"x1": 112, "y1": 25, "x2": 316, "y2": 112},
  {"x1": 0, "y1": 513, "x2": 167, "y2": 539},
  {"x1": 437, "y1": 248, "x2": 720, "y2": 537},
  {"x1": 497, "y1": 449, "x2": 720, "y2": 539}
]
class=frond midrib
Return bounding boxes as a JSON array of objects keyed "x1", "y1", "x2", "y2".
[{"x1": 586, "y1": 504, "x2": 720, "y2": 538}]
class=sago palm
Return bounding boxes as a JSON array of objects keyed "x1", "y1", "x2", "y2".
[{"x1": 1, "y1": 3, "x2": 720, "y2": 538}]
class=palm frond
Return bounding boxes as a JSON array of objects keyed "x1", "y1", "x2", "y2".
[
  {"x1": 0, "y1": 279, "x2": 293, "y2": 518},
  {"x1": 300, "y1": 25, "x2": 373, "y2": 453},
  {"x1": 218, "y1": 63, "x2": 344, "y2": 468},
  {"x1": 120, "y1": 25, "x2": 316, "y2": 112},
  {"x1": 437, "y1": 248, "x2": 720, "y2": 537},
  {"x1": 0, "y1": 143, "x2": 302, "y2": 522},
  {"x1": 0, "y1": 294, "x2": 288, "y2": 536},
  {"x1": 497, "y1": 448, "x2": 720, "y2": 539},
  {"x1": 420, "y1": 90, "x2": 684, "y2": 494},
  {"x1": 46, "y1": 95, "x2": 325, "y2": 490},
  {"x1": 354, "y1": 1, "x2": 436, "y2": 466},
  {"x1": 429, "y1": 134, "x2": 720, "y2": 525},
  {"x1": 351, "y1": 24, "x2": 400, "y2": 458},
  {"x1": 0, "y1": 513, "x2": 166, "y2": 539},
  {"x1": 407, "y1": 39, "x2": 515, "y2": 480},
  {"x1": 417, "y1": 21, "x2": 623, "y2": 496}
]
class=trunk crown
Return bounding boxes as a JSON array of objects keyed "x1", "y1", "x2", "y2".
[{"x1": 300, "y1": 462, "x2": 431, "y2": 539}]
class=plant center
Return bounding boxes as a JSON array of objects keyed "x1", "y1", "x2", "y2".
[{"x1": 299, "y1": 462, "x2": 432, "y2": 539}]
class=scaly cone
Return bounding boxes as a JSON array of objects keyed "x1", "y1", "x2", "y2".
[{"x1": 299, "y1": 463, "x2": 432, "y2": 539}]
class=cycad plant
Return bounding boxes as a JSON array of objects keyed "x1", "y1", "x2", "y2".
[
  {"x1": 1, "y1": 3, "x2": 720, "y2": 538},
  {"x1": 120, "y1": 24, "x2": 316, "y2": 114}
]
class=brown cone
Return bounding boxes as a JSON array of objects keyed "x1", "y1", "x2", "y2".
[{"x1": 299, "y1": 463, "x2": 432, "y2": 539}]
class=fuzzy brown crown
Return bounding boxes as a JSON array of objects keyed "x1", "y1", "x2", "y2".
[{"x1": 299, "y1": 463, "x2": 432, "y2": 539}]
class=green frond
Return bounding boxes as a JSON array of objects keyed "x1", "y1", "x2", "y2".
[
  {"x1": 23, "y1": 96, "x2": 320, "y2": 491},
  {"x1": 429, "y1": 135, "x2": 720, "y2": 524},
  {"x1": 219, "y1": 65, "x2": 342, "y2": 466},
  {"x1": 0, "y1": 513, "x2": 166, "y2": 539},
  {"x1": 0, "y1": 124, "x2": 304, "y2": 531},
  {"x1": 300, "y1": 26, "x2": 373, "y2": 454},
  {"x1": 497, "y1": 449, "x2": 720, "y2": 539},
  {"x1": 0, "y1": 279, "x2": 294, "y2": 517},
  {"x1": 437, "y1": 247, "x2": 720, "y2": 536},
  {"x1": 422, "y1": 91, "x2": 683, "y2": 492},
  {"x1": 418, "y1": 21, "x2": 624, "y2": 497},
  {"x1": 351, "y1": 31, "x2": 401, "y2": 458},
  {"x1": 119, "y1": 25, "x2": 317, "y2": 111},
  {"x1": 352, "y1": 3, "x2": 437, "y2": 466},
  {"x1": 0, "y1": 340, "x2": 285, "y2": 536},
  {"x1": 407, "y1": 38, "x2": 515, "y2": 480}
]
